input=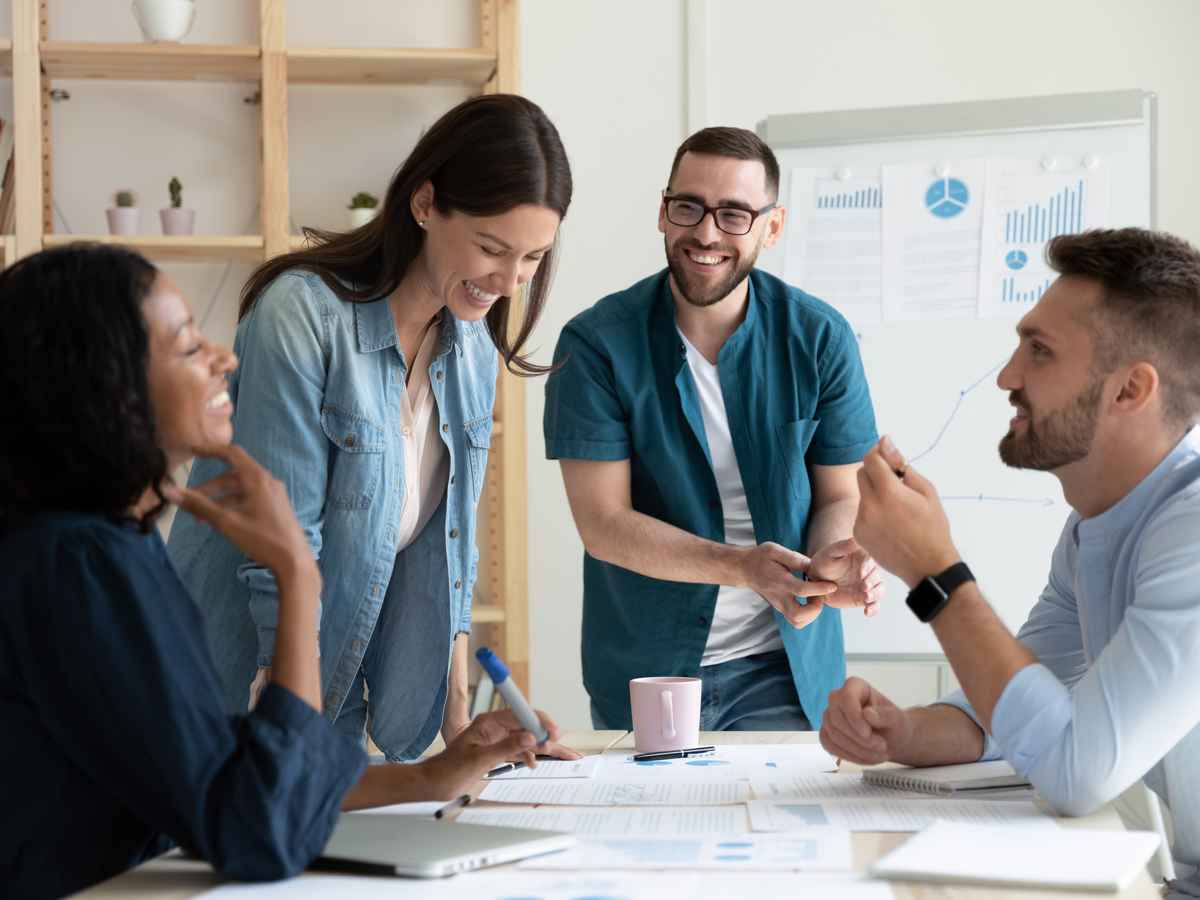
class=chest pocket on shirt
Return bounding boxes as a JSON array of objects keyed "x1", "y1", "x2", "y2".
[
  {"x1": 776, "y1": 418, "x2": 820, "y2": 500},
  {"x1": 463, "y1": 413, "x2": 492, "y2": 504},
  {"x1": 321, "y1": 403, "x2": 385, "y2": 510}
]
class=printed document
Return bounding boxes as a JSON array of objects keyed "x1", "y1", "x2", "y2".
[
  {"x1": 749, "y1": 769, "x2": 1036, "y2": 802},
  {"x1": 881, "y1": 158, "x2": 996, "y2": 321},
  {"x1": 485, "y1": 754, "x2": 601, "y2": 779},
  {"x1": 596, "y1": 744, "x2": 836, "y2": 781},
  {"x1": 747, "y1": 798, "x2": 1055, "y2": 832},
  {"x1": 783, "y1": 167, "x2": 883, "y2": 326},
  {"x1": 520, "y1": 831, "x2": 853, "y2": 871},
  {"x1": 478, "y1": 778, "x2": 749, "y2": 806},
  {"x1": 458, "y1": 805, "x2": 748, "y2": 836}
]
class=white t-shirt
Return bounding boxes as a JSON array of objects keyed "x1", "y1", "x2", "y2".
[{"x1": 678, "y1": 330, "x2": 784, "y2": 667}]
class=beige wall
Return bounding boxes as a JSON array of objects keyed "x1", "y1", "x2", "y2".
[{"x1": 17, "y1": 1, "x2": 1199, "y2": 728}]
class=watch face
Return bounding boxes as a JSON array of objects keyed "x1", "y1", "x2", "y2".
[{"x1": 906, "y1": 576, "x2": 950, "y2": 623}]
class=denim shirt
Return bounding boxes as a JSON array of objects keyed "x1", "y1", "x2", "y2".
[
  {"x1": 938, "y1": 427, "x2": 1200, "y2": 896},
  {"x1": 168, "y1": 271, "x2": 496, "y2": 752}
]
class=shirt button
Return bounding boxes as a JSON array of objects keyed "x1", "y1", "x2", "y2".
[
  {"x1": 437, "y1": 371, "x2": 443, "y2": 379},
  {"x1": 709, "y1": 498, "x2": 719, "y2": 508},
  {"x1": 450, "y1": 529, "x2": 459, "y2": 538},
  {"x1": 698, "y1": 617, "x2": 708, "y2": 627},
  {"x1": 345, "y1": 433, "x2": 356, "y2": 447},
  {"x1": 679, "y1": 343, "x2": 686, "y2": 353},
  {"x1": 402, "y1": 426, "x2": 411, "y2": 436},
  {"x1": 451, "y1": 475, "x2": 456, "y2": 484},
  {"x1": 443, "y1": 424, "x2": 450, "y2": 433},
  {"x1": 455, "y1": 580, "x2": 462, "y2": 589}
]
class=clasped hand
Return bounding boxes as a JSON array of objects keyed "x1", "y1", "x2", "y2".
[{"x1": 742, "y1": 537, "x2": 884, "y2": 629}]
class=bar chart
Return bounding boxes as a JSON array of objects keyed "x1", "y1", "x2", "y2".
[
  {"x1": 999, "y1": 276, "x2": 1052, "y2": 305},
  {"x1": 814, "y1": 183, "x2": 881, "y2": 209},
  {"x1": 1002, "y1": 179, "x2": 1084, "y2": 244}
]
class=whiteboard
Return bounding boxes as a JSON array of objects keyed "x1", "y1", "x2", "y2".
[{"x1": 754, "y1": 90, "x2": 1156, "y2": 655}]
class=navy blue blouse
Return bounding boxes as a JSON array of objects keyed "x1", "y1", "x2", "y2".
[{"x1": 0, "y1": 511, "x2": 367, "y2": 900}]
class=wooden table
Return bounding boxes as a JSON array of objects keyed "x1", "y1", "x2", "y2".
[{"x1": 71, "y1": 730, "x2": 1160, "y2": 899}]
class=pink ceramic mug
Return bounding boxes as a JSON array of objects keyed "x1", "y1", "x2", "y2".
[{"x1": 630, "y1": 677, "x2": 701, "y2": 753}]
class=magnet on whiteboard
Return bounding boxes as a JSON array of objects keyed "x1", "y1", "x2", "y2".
[
  {"x1": 1041, "y1": 156, "x2": 1056, "y2": 171},
  {"x1": 835, "y1": 166, "x2": 850, "y2": 181},
  {"x1": 934, "y1": 162, "x2": 949, "y2": 178},
  {"x1": 1083, "y1": 154, "x2": 1098, "y2": 168}
]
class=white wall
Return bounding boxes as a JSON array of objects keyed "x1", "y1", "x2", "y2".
[{"x1": 17, "y1": 1, "x2": 1200, "y2": 728}]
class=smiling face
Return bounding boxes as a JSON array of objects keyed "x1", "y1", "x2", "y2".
[
  {"x1": 659, "y1": 152, "x2": 784, "y2": 308},
  {"x1": 996, "y1": 275, "x2": 1107, "y2": 471},
  {"x1": 143, "y1": 273, "x2": 237, "y2": 470},
  {"x1": 410, "y1": 183, "x2": 561, "y2": 321}
]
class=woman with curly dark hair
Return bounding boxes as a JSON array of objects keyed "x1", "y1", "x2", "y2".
[{"x1": 0, "y1": 244, "x2": 559, "y2": 900}]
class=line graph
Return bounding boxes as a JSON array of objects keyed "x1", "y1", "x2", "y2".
[
  {"x1": 909, "y1": 357, "x2": 1008, "y2": 462},
  {"x1": 941, "y1": 494, "x2": 1054, "y2": 507}
]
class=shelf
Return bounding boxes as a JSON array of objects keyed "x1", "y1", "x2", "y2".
[
  {"x1": 40, "y1": 42, "x2": 260, "y2": 82},
  {"x1": 42, "y1": 234, "x2": 264, "y2": 262},
  {"x1": 470, "y1": 606, "x2": 506, "y2": 624},
  {"x1": 287, "y1": 46, "x2": 495, "y2": 85}
]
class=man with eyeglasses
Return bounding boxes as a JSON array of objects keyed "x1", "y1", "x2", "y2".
[{"x1": 544, "y1": 127, "x2": 885, "y2": 733}]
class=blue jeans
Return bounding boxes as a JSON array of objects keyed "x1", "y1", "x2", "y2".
[{"x1": 590, "y1": 649, "x2": 811, "y2": 732}]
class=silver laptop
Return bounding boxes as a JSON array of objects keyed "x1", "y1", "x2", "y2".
[{"x1": 318, "y1": 812, "x2": 575, "y2": 878}]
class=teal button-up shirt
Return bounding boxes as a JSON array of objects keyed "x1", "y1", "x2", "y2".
[{"x1": 544, "y1": 268, "x2": 878, "y2": 729}]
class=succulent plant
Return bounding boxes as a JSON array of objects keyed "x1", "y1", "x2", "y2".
[
  {"x1": 168, "y1": 177, "x2": 182, "y2": 209},
  {"x1": 116, "y1": 191, "x2": 134, "y2": 208},
  {"x1": 349, "y1": 192, "x2": 379, "y2": 210}
]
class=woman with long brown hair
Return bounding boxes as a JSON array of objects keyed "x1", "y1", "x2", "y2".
[{"x1": 168, "y1": 94, "x2": 576, "y2": 760}]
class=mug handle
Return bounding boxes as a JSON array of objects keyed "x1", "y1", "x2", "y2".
[{"x1": 660, "y1": 690, "x2": 675, "y2": 739}]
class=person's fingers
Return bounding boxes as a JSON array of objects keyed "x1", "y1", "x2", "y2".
[
  {"x1": 823, "y1": 704, "x2": 881, "y2": 762},
  {"x1": 792, "y1": 579, "x2": 839, "y2": 598},
  {"x1": 538, "y1": 741, "x2": 584, "y2": 761},
  {"x1": 767, "y1": 544, "x2": 809, "y2": 571},
  {"x1": 188, "y1": 471, "x2": 240, "y2": 500},
  {"x1": 533, "y1": 710, "x2": 564, "y2": 747},
  {"x1": 863, "y1": 702, "x2": 908, "y2": 736},
  {"x1": 862, "y1": 599, "x2": 880, "y2": 617},
  {"x1": 828, "y1": 698, "x2": 880, "y2": 756},
  {"x1": 172, "y1": 486, "x2": 233, "y2": 531},
  {"x1": 781, "y1": 595, "x2": 824, "y2": 628},
  {"x1": 861, "y1": 442, "x2": 902, "y2": 496}
]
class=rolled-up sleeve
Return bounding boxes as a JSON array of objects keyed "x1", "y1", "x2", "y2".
[
  {"x1": 544, "y1": 321, "x2": 631, "y2": 462},
  {"x1": 807, "y1": 318, "x2": 879, "y2": 466}
]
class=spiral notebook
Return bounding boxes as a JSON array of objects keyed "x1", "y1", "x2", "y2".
[{"x1": 861, "y1": 760, "x2": 1031, "y2": 796}]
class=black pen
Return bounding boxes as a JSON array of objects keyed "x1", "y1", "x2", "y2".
[
  {"x1": 486, "y1": 761, "x2": 527, "y2": 778},
  {"x1": 630, "y1": 745, "x2": 716, "y2": 762},
  {"x1": 434, "y1": 794, "x2": 471, "y2": 819}
]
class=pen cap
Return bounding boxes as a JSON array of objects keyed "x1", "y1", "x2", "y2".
[{"x1": 476, "y1": 647, "x2": 510, "y2": 685}]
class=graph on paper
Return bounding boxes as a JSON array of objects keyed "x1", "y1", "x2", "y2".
[
  {"x1": 979, "y1": 158, "x2": 1110, "y2": 318},
  {"x1": 814, "y1": 182, "x2": 881, "y2": 209}
]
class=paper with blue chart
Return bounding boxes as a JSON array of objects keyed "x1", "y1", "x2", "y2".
[
  {"x1": 485, "y1": 754, "x2": 602, "y2": 779},
  {"x1": 881, "y1": 158, "x2": 995, "y2": 322},
  {"x1": 519, "y1": 832, "x2": 853, "y2": 871},
  {"x1": 594, "y1": 744, "x2": 836, "y2": 780},
  {"x1": 458, "y1": 805, "x2": 750, "y2": 837},
  {"x1": 782, "y1": 167, "x2": 884, "y2": 327},
  {"x1": 746, "y1": 797, "x2": 1054, "y2": 833},
  {"x1": 977, "y1": 156, "x2": 1111, "y2": 318},
  {"x1": 477, "y1": 778, "x2": 750, "y2": 806}
]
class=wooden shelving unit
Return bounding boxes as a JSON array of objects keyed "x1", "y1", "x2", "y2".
[{"x1": 9, "y1": 0, "x2": 531, "y2": 695}]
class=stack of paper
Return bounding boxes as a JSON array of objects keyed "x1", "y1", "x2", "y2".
[
  {"x1": 868, "y1": 820, "x2": 1159, "y2": 891},
  {"x1": 478, "y1": 778, "x2": 749, "y2": 806},
  {"x1": 485, "y1": 755, "x2": 601, "y2": 779}
]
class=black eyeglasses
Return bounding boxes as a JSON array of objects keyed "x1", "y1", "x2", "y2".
[{"x1": 663, "y1": 194, "x2": 777, "y2": 236}]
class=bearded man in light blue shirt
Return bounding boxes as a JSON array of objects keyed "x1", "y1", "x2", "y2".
[{"x1": 820, "y1": 228, "x2": 1200, "y2": 897}]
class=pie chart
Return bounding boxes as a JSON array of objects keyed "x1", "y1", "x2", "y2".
[
  {"x1": 925, "y1": 177, "x2": 969, "y2": 218},
  {"x1": 1006, "y1": 250, "x2": 1028, "y2": 269},
  {"x1": 685, "y1": 759, "x2": 731, "y2": 767}
]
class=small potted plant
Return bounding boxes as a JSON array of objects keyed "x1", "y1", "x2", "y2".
[
  {"x1": 107, "y1": 191, "x2": 141, "y2": 236},
  {"x1": 160, "y1": 177, "x2": 195, "y2": 236},
  {"x1": 348, "y1": 192, "x2": 379, "y2": 229}
]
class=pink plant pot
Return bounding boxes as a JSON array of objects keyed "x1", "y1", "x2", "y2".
[
  {"x1": 160, "y1": 208, "x2": 195, "y2": 235},
  {"x1": 106, "y1": 207, "x2": 142, "y2": 236}
]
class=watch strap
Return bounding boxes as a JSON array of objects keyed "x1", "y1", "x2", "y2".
[
  {"x1": 935, "y1": 562, "x2": 975, "y2": 597},
  {"x1": 905, "y1": 562, "x2": 975, "y2": 623}
]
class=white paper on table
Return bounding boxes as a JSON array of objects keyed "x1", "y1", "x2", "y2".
[
  {"x1": 485, "y1": 754, "x2": 601, "y2": 779},
  {"x1": 596, "y1": 744, "x2": 837, "y2": 781},
  {"x1": 782, "y1": 166, "x2": 883, "y2": 327},
  {"x1": 458, "y1": 804, "x2": 748, "y2": 837},
  {"x1": 196, "y1": 871, "x2": 698, "y2": 900},
  {"x1": 519, "y1": 830, "x2": 853, "y2": 871},
  {"x1": 881, "y1": 157, "x2": 997, "y2": 322},
  {"x1": 869, "y1": 820, "x2": 1158, "y2": 891},
  {"x1": 977, "y1": 156, "x2": 1111, "y2": 318},
  {"x1": 692, "y1": 872, "x2": 895, "y2": 900},
  {"x1": 749, "y1": 770, "x2": 1036, "y2": 803},
  {"x1": 348, "y1": 800, "x2": 443, "y2": 817},
  {"x1": 747, "y1": 798, "x2": 1056, "y2": 832},
  {"x1": 479, "y1": 778, "x2": 749, "y2": 806}
]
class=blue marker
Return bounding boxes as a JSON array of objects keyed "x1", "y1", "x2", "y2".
[{"x1": 476, "y1": 647, "x2": 548, "y2": 744}]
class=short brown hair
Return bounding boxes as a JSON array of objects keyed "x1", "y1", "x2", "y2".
[
  {"x1": 1047, "y1": 227, "x2": 1200, "y2": 428},
  {"x1": 667, "y1": 127, "x2": 780, "y2": 202}
]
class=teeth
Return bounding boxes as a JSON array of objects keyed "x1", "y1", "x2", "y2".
[
  {"x1": 463, "y1": 281, "x2": 500, "y2": 303},
  {"x1": 688, "y1": 251, "x2": 724, "y2": 265},
  {"x1": 206, "y1": 390, "x2": 229, "y2": 410}
]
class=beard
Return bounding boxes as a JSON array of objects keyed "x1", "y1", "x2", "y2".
[
  {"x1": 665, "y1": 232, "x2": 763, "y2": 308},
  {"x1": 998, "y1": 379, "x2": 1103, "y2": 471}
]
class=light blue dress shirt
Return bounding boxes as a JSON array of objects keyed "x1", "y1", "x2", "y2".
[{"x1": 939, "y1": 426, "x2": 1200, "y2": 896}]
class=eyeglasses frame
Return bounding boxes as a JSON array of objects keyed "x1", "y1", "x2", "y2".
[{"x1": 662, "y1": 193, "x2": 778, "y2": 236}]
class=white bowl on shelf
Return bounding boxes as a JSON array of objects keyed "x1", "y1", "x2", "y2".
[{"x1": 131, "y1": 0, "x2": 196, "y2": 44}]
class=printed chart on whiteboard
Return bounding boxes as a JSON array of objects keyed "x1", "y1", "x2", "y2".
[{"x1": 978, "y1": 157, "x2": 1111, "y2": 318}]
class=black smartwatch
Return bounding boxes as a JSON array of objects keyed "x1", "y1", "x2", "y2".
[{"x1": 905, "y1": 562, "x2": 975, "y2": 623}]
